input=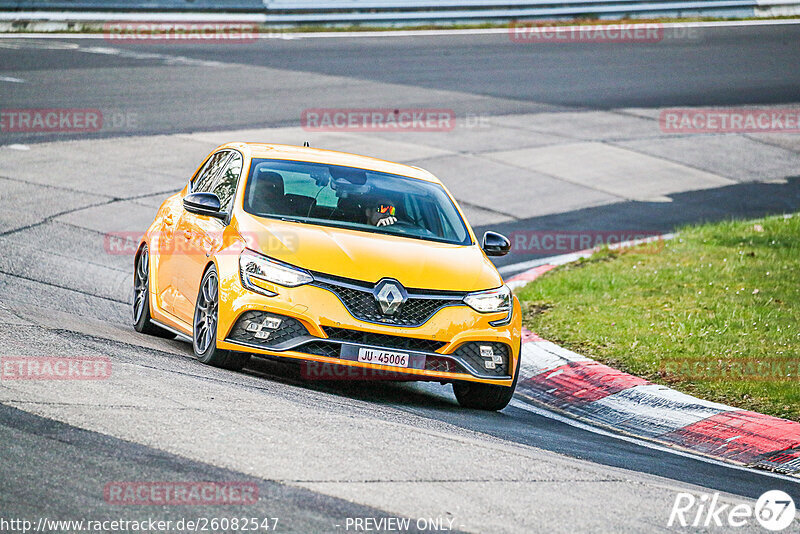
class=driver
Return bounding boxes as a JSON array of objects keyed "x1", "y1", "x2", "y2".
[{"x1": 366, "y1": 203, "x2": 398, "y2": 227}]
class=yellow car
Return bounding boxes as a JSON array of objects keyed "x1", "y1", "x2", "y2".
[{"x1": 134, "y1": 143, "x2": 521, "y2": 410}]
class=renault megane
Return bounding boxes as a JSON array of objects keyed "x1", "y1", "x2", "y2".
[{"x1": 134, "y1": 143, "x2": 521, "y2": 410}]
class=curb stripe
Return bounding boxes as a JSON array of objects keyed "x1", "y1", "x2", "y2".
[
  {"x1": 518, "y1": 339, "x2": 590, "y2": 377},
  {"x1": 509, "y1": 399, "x2": 800, "y2": 484},
  {"x1": 579, "y1": 384, "x2": 734, "y2": 438},
  {"x1": 753, "y1": 448, "x2": 800, "y2": 474},
  {"x1": 519, "y1": 361, "x2": 648, "y2": 408},
  {"x1": 521, "y1": 329, "x2": 544, "y2": 343},
  {"x1": 660, "y1": 410, "x2": 800, "y2": 464},
  {"x1": 506, "y1": 264, "x2": 556, "y2": 290}
]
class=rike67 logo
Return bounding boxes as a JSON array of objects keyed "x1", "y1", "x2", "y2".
[{"x1": 669, "y1": 490, "x2": 796, "y2": 531}]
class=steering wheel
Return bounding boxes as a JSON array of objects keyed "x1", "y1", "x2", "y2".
[
  {"x1": 384, "y1": 220, "x2": 436, "y2": 238},
  {"x1": 388, "y1": 220, "x2": 416, "y2": 228}
]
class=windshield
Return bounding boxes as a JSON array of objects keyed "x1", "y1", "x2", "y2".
[{"x1": 242, "y1": 159, "x2": 472, "y2": 246}]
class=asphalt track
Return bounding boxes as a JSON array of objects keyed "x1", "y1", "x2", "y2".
[{"x1": 1, "y1": 23, "x2": 799, "y2": 532}]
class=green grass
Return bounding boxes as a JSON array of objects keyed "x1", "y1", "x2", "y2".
[{"x1": 517, "y1": 214, "x2": 800, "y2": 421}]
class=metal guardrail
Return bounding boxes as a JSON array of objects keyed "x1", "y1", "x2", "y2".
[
  {"x1": 0, "y1": 0, "x2": 793, "y2": 22},
  {"x1": 270, "y1": 2, "x2": 755, "y2": 21}
]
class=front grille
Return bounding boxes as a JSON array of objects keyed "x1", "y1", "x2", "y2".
[
  {"x1": 227, "y1": 311, "x2": 309, "y2": 347},
  {"x1": 297, "y1": 341, "x2": 340, "y2": 358},
  {"x1": 323, "y1": 327, "x2": 446, "y2": 353},
  {"x1": 452, "y1": 342, "x2": 510, "y2": 377},
  {"x1": 311, "y1": 275, "x2": 465, "y2": 327},
  {"x1": 425, "y1": 355, "x2": 459, "y2": 373}
]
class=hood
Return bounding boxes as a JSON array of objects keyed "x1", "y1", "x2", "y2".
[{"x1": 236, "y1": 215, "x2": 502, "y2": 292}]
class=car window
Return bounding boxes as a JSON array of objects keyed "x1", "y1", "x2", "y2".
[
  {"x1": 211, "y1": 151, "x2": 242, "y2": 212},
  {"x1": 243, "y1": 158, "x2": 471, "y2": 246},
  {"x1": 192, "y1": 151, "x2": 231, "y2": 193}
]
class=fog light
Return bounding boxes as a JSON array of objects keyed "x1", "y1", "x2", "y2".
[
  {"x1": 245, "y1": 314, "x2": 283, "y2": 342},
  {"x1": 492, "y1": 354, "x2": 504, "y2": 364},
  {"x1": 263, "y1": 316, "x2": 282, "y2": 330},
  {"x1": 484, "y1": 360, "x2": 496, "y2": 370},
  {"x1": 479, "y1": 345, "x2": 494, "y2": 358}
]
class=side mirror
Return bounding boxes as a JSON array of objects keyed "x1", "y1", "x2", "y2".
[
  {"x1": 183, "y1": 192, "x2": 224, "y2": 219},
  {"x1": 482, "y1": 231, "x2": 511, "y2": 257}
]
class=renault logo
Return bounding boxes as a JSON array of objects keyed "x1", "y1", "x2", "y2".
[{"x1": 373, "y1": 279, "x2": 408, "y2": 316}]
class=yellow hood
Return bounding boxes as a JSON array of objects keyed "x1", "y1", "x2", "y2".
[{"x1": 236, "y1": 215, "x2": 502, "y2": 292}]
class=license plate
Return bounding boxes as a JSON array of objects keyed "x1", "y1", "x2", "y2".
[{"x1": 357, "y1": 348, "x2": 409, "y2": 368}]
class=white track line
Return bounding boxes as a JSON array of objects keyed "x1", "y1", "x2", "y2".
[
  {"x1": 0, "y1": 18, "x2": 799, "y2": 39},
  {"x1": 509, "y1": 399, "x2": 800, "y2": 484}
]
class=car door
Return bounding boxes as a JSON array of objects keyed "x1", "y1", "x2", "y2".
[
  {"x1": 172, "y1": 151, "x2": 242, "y2": 324},
  {"x1": 152, "y1": 193, "x2": 184, "y2": 316},
  {"x1": 167, "y1": 150, "x2": 232, "y2": 325},
  {"x1": 153, "y1": 150, "x2": 228, "y2": 319}
]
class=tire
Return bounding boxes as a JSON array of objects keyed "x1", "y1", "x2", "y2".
[
  {"x1": 193, "y1": 265, "x2": 249, "y2": 371},
  {"x1": 453, "y1": 343, "x2": 522, "y2": 411},
  {"x1": 133, "y1": 245, "x2": 175, "y2": 339}
]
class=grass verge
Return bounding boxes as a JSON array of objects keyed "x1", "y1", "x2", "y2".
[{"x1": 517, "y1": 214, "x2": 800, "y2": 421}]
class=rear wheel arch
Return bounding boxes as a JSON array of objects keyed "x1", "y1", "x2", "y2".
[
  {"x1": 134, "y1": 241, "x2": 147, "y2": 272},
  {"x1": 132, "y1": 242, "x2": 174, "y2": 339}
]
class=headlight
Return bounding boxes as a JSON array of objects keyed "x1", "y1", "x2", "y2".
[
  {"x1": 239, "y1": 248, "x2": 313, "y2": 295},
  {"x1": 463, "y1": 285, "x2": 511, "y2": 313}
]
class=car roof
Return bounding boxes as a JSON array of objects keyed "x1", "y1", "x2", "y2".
[{"x1": 219, "y1": 142, "x2": 441, "y2": 184}]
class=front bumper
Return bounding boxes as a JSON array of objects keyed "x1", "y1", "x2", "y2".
[{"x1": 215, "y1": 260, "x2": 521, "y2": 386}]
